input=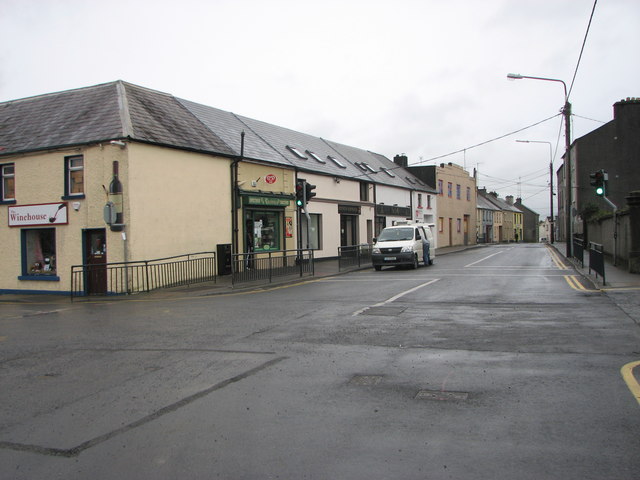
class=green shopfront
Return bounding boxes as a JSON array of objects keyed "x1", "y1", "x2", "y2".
[{"x1": 241, "y1": 192, "x2": 295, "y2": 254}]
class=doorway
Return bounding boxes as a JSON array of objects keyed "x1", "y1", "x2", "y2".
[{"x1": 83, "y1": 229, "x2": 107, "y2": 295}]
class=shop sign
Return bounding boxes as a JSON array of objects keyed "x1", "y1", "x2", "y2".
[
  {"x1": 8, "y1": 202, "x2": 68, "y2": 227},
  {"x1": 375, "y1": 204, "x2": 411, "y2": 217},
  {"x1": 243, "y1": 195, "x2": 290, "y2": 207},
  {"x1": 338, "y1": 204, "x2": 361, "y2": 215},
  {"x1": 265, "y1": 174, "x2": 277, "y2": 184}
]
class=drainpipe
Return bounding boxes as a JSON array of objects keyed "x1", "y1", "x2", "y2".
[{"x1": 231, "y1": 131, "x2": 245, "y2": 255}]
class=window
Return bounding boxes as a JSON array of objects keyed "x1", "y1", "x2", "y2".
[
  {"x1": 327, "y1": 155, "x2": 346, "y2": 168},
  {"x1": 306, "y1": 151, "x2": 325, "y2": 163},
  {"x1": 20, "y1": 228, "x2": 58, "y2": 279},
  {"x1": 457, "y1": 218, "x2": 462, "y2": 233},
  {"x1": 286, "y1": 146, "x2": 307, "y2": 159},
  {"x1": 246, "y1": 210, "x2": 281, "y2": 252},
  {"x1": 438, "y1": 217, "x2": 444, "y2": 233},
  {"x1": 417, "y1": 194, "x2": 423, "y2": 208},
  {"x1": 360, "y1": 182, "x2": 369, "y2": 202},
  {"x1": 1, "y1": 163, "x2": 15, "y2": 202},
  {"x1": 447, "y1": 182, "x2": 452, "y2": 198},
  {"x1": 427, "y1": 195, "x2": 432, "y2": 209},
  {"x1": 301, "y1": 213, "x2": 322, "y2": 250},
  {"x1": 456, "y1": 184, "x2": 461, "y2": 200},
  {"x1": 381, "y1": 167, "x2": 395, "y2": 178},
  {"x1": 64, "y1": 155, "x2": 84, "y2": 198},
  {"x1": 438, "y1": 180, "x2": 443, "y2": 195}
]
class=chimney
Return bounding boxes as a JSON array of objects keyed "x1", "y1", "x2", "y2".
[
  {"x1": 613, "y1": 97, "x2": 640, "y2": 119},
  {"x1": 506, "y1": 195, "x2": 514, "y2": 205},
  {"x1": 393, "y1": 154, "x2": 408, "y2": 167}
]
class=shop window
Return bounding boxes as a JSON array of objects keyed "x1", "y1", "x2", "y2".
[
  {"x1": 63, "y1": 155, "x2": 84, "y2": 198},
  {"x1": 1, "y1": 163, "x2": 15, "y2": 203},
  {"x1": 246, "y1": 210, "x2": 281, "y2": 252},
  {"x1": 20, "y1": 228, "x2": 58, "y2": 280},
  {"x1": 301, "y1": 213, "x2": 322, "y2": 250}
]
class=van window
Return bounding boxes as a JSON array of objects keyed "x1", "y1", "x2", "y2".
[
  {"x1": 378, "y1": 227, "x2": 413, "y2": 241},
  {"x1": 415, "y1": 228, "x2": 421, "y2": 240}
]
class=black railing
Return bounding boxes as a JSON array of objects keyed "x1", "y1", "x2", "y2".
[
  {"x1": 572, "y1": 236, "x2": 584, "y2": 267},
  {"x1": 71, "y1": 252, "x2": 216, "y2": 298},
  {"x1": 338, "y1": 244, "x2": 372, "y2": 271},
  {"x1": 231, "y1": 249, "x2": 314, "y2": 285},
  {"x1": 589, "y1": 242, "x2": 606, "y2": 285}
]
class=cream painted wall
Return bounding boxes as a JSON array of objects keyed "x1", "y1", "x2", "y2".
[
  {"x1": 126, "y1": 143, "x2": 232, "y2": 261},
  {"x1": 0, "y1": 143, "x2": 127, "y2": 293}
]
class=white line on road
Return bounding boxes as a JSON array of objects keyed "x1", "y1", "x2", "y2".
[
  {"x1": 464, "y1": 251, "x2": 504, "y2": 268},
  {"x1": 352, "y1": 279, "x2": 440, "y2": 316}
]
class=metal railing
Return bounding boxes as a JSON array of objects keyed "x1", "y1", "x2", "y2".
[
  {"x1": 231, "y1": 249, "x2": 314, "y2": 285},
  {"x1": 572, "y1": 236, "x2": 584, "y2": 267},
  {"x1": 589, "y1": 242, "x2": 606, "y2": 285},
  {"x1": 71, "y1": 252, "x2": 216, "y2": 298},
  {"x1": 338, "y1": 244, "x2": 372, "y2": 271}
]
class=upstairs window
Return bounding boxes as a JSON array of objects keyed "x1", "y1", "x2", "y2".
[
  {"x1": 381, "y1": 167, "x2": 395, "y2": 178},
  {"x1": 438, "y1": 179, "x2": 443, "y2": 195},
  {"x1": 64, "y1": 155, "x2": 84, "y2": 198},
  {"x1": 327, "y1": 156, "x2": 346, "y2": 168},
  {"x1": 360, "y1": 182, "x2": 369, "y2": 201},
  {"x1": 447, "y1": 182, "x2": 452, "y2": 198},
  {"x1": 286, "y1": 146, "x2": 307, "y2": 159},
  {"x1": 1, "y1": 163, "x2": 15, "y2": 202},
  {"x1": 306, "y1": 151, "x2": 325, "y2": 163},
  {"x1": 467, "y1": 187, "x2": 471, "y2": 201},
  {"x1": 456, "y1": 184, "x2": 461, "y2": 200}
]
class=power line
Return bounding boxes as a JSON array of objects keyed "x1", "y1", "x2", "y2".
[
  {"x1": 411, "y1": 113, "x2": 561, "y2": 166},
  {"x1": 567, "y1": 0, "x2": 598, "y2": 100}
]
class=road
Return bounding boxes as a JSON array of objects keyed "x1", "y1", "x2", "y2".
[{"x1": 1, "y1": 243, "x2": 639, "y2": 479}]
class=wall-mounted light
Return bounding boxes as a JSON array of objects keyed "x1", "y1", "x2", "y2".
[{"x1": 110, "y1": 140, "x2": 126, "y2": 148}]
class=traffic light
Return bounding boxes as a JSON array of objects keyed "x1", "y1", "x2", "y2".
[
  {"x1": 590, "y1": 169, "x2": 607, "y2": 196},
  {"x1": 295, "y1": 179, "x2": 305, "y2": 208},
  {"x1": 305, "y1": 182, "x2": 316, "y2": 203}
]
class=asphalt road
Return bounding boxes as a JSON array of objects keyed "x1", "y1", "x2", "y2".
[{"x1": 1, "y1": 243, "x2": 639, "y2": 479}]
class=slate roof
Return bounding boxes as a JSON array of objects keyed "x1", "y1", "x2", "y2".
[
  {"x1": 477, "y1": 193, "x2": 501, "y2": 211},
  {"x1": 1, "y1": 80, "x2": 432, "y2": 192},
  {"x1": 0, "y1": 81, "x2": 234, "y2": 156}
]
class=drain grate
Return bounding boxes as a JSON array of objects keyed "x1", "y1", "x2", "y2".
[
  {"x1": 415, "y1": 390, "x2": 469, "y2": 401},
  {"x1": 349, "y1": 375, "x2": 383, "y2": 386}
]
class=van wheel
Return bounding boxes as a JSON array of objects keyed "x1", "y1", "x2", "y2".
[{"x1": 412, "y1": 255, "x2": 418, "y2": 269}]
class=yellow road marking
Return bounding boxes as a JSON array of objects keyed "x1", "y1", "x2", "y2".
[
  {"x1": 564, "y1": 275, "x2": 587, "y2": 291},
  {"x1": 621, "y1": 360, "x2": 640, "y2": 406},
  {"x1": 546, "y1": 245, "x2": 568, "y2": 270}
]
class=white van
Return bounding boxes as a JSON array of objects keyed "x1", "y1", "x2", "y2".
[{"x1": 371, "y1": 223, "x2": 435, "y2": 271}]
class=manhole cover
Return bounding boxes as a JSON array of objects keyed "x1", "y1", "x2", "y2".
[
  {"x1": 415, "y1": 390, "x2": 469, "y2": 401},
  {"x1": 362, "y1": 306, "x2": 406, "y2": 316},
  {"x1": 349, "y1": 375, "x2": 383, "y2": 386}
]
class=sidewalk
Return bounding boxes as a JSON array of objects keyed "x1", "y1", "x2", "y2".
[{"x1": 550, "y1": 242, "x2": 640, "y2": 289}]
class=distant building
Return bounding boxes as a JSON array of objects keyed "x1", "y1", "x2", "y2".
[
  {"x1": 514, "y1": 198, "x2": 540, "y2": 243},
  {"x1": 404, "y1": 162, "x2": 477, "y2": 248}
]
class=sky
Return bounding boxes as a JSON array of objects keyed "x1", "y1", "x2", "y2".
[{"x1": 1, "y1": 0, "x2": 638, "y2": 218}]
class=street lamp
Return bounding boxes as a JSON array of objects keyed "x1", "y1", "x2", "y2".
[
  {"x1": 507, "y1": 73, "x2": 572, "y2": 256},
  {"x1": 516, "y1": 140, "x2": 554, "y2": 243}
]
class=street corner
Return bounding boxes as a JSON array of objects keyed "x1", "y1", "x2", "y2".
[{"x1": 621, "y1": 360, "x2": 640, "y2": 406}]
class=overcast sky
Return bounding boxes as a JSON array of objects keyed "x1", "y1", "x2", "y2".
[{"x1": 1, "y1": 0, "x2": 638, "y2": 217}]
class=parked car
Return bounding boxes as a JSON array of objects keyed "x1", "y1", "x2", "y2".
[{"x1": 371, "y1": 223, "x2": 435, "y2": 271}]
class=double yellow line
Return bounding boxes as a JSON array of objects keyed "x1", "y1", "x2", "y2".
[
  {"x1": 564, "y1": 275, "x2": 589, "y2": 291},
  {"x1": 546, "y1": 245, "x2": 569, "y2": 270}
]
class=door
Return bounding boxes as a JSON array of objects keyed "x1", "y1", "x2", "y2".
[{"x1": 84, "y1": 229, "x2": 107, "y2": 294}]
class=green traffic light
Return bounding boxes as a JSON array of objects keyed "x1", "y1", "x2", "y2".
[{"x1": 596, "y1": 187, "x2": 604, "y2": 196}]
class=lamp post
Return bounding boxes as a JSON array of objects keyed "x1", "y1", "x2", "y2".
[
  {"x1": 507, "y1": 73, "x2": 572, "y2": 256},
  {"x1": 516, "y1": 140, "x2": 554, "y2": 243}
]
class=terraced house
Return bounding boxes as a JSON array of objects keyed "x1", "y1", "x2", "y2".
[{"x1": 0, "y1": 81, "x2": 436, "y2": 295}]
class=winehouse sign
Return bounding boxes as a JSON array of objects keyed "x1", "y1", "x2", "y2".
[{"x1": 8, "y1": 202, "x2": 68, "y2": 227}]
